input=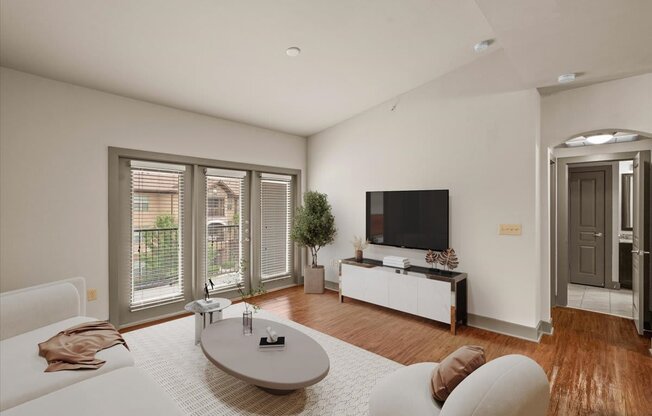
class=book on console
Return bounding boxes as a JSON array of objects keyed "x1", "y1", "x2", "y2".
[
  {"x1": 259, "y1": 336, "x2": 286, "y2": 349},
  {"x1": 383, "y1": 259, "x2": 411, "y2": 268}
]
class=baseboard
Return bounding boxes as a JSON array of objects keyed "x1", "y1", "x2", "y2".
[
  {"x1": 119, "y1": 310, "x2": 191, "y2": 331},
  {"x1": 331, "y1": 279, "x2": 552, "y2": 342},
  {"x1": 537, "y1": 319, "x2": 554, "y2": 339},
  {"x1": 607, "y1": 281, "x2": 620, "y2": 290},
  {"x1": 467, "y1": 314, "x2": 551, "y2": 343},
  {"x1": 324, "y1": 280, "x2": 339, "y2": 292}
]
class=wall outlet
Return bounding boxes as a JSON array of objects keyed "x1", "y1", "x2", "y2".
[
  {"x1": 499, "y1": 224, "x2": 522, "y2": 235},
  {"x1": 87, "y1": 288, "x2": 98, "y2": 301}
]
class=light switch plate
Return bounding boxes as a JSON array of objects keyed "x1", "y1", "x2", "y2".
[
  {"x1": 499, "y1": 224, "x2": 522, "y2": 235},
  {"x1": 87, "y1": 288, "x2": 98, "y2": 301}
]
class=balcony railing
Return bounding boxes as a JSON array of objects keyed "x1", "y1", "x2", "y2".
[
  {"x1": 131, "y1": 225, "x2": 242, "y2": 292},
  {"x1": 206, "y1": 224, "x2": 241, "y2": 283},
  {"x1": 132, "y1": 227, "x2": 180, "y2": 291}
]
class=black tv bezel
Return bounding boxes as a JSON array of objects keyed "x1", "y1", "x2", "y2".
[{"x1": 365, "y1": 189, "x2": 449, "y2": 251}]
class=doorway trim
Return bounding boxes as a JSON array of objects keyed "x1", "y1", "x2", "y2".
[{"x1": 554, "y1": 151, "x2": 642, "y2": 307}]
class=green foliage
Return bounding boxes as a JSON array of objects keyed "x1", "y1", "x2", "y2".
[
  {"x1": 236, "y1": 259, "x2": 266, "y2": 312},
  {"x1": 291, "y1": 191, "x2": 336, "y2": 266},
  {"x1": 154, "y1": 214, "x2": 176, "y2": 229},
  {"x1": 206, "y1": 244, "x2": 237, "y2": 276},
  {"x1": 135, "y1": 215, "x2": 179, "y2": 284}
]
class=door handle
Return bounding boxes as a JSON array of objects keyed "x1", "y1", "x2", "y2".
[
  {"x1": 594, "y1": 232, "x2": 603, "y2": 237},
  {"x1": 631, "y1": 250, "x2": 650, "y2": 255}
]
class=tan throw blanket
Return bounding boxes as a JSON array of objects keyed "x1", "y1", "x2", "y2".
[{"x1": 38, "y1": 321, "x2": 129, "y2": 372}]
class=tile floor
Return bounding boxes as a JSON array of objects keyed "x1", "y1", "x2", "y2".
[{"x1": 567, "y1": 283, "x2": 633, "y2": 318}]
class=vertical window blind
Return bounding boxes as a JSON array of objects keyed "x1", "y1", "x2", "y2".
[
  {"x1": 205, "y1": 168, "x2": 246, "y2": 289},
  {"x1": 130, "y1": 161, "x2": 185, "y2": 309},
  {"x1": 260, "y1": 173, "x2": 293, "y2": 280}
]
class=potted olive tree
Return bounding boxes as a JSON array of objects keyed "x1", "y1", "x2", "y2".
[{"x1": 291, "y1": 191, "x2": 336, "y2": 294}]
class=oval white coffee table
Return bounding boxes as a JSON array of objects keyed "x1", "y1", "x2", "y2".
[{"x1": 200, "y1": 317, "x2": 329, "y2": 394}]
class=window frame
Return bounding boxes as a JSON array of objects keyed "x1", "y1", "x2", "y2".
[{"x1": 108, "y1": 147, "x2": 302, "y2": 328}]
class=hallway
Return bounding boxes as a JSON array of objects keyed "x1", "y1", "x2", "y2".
[{"x1": 567, "y1": 283, "x2": 633, "y2": 318}]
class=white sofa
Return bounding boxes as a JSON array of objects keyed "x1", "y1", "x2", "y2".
[
  {"x1": 369, "y1": 354, "x2": 550, "y2": 416},
  {"x1": 0, "y1": 278, "x2": 182, "y2": 415}
]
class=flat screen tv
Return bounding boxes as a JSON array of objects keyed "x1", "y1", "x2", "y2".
[{"x1": 366, "y1": 190, "x2": 449, "y2": 251}]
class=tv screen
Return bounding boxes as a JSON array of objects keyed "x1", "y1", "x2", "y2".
[{"x1": 366, "y1": 190, "x2": 449, "y2": 251}]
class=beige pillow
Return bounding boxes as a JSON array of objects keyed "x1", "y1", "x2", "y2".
[{"x1": 431, "y1": 345, "x2": 486, "y2": 401}]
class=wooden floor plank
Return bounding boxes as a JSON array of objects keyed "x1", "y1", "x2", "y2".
[{"x1": 249, "y1": 286, "x2": 652, "y2": 416}]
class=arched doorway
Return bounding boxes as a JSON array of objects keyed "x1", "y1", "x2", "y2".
[{"x1": 550, "y1": 129, "x2": 652, "y2": 335}]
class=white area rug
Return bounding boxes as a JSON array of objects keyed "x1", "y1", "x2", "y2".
[{"x1": 123, "y1": 303, "x2": 402, "y2": 415}]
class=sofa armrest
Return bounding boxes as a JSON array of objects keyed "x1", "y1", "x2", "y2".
[{"x1": 0, "y1": 277, "x2": 86, "y2": 340}]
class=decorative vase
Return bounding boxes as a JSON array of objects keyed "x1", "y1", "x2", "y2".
[
  {"x1": 242, "y1": 310, "x2": 253, "y2": 335},
  {"x1": 355, "y1": 249, "x2": 363, "y2": 262}
]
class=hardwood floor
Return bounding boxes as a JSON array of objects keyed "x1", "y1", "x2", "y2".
[{"x1": 249, "y1": 286, "x2": 652, "y2": 416}]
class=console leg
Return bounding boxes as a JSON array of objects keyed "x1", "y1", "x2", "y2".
[{"x1": 450, "y1": 306, "x2": 457, "y2": 335}]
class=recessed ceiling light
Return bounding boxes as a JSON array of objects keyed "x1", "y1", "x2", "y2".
[
  {"x1": 286, "y1": 47, "x2": 301, "y2": 57},
  {"x1": 586, "y1": 134, "x2": 613, "y2": 145},
  {"x1": 473, "y1": 39, "x2": 494, "y2": 53},
  {"x1": 558, "y1": 73, "x2": 576, "y2": 83}
]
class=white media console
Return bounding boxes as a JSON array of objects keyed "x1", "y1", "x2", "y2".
[{"x1": 339, "y1": 258, "x2": 467, "y2": 334}]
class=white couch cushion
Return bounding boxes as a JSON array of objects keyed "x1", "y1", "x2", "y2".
[
  {"x1": 1, "y1": 367, "x2": 183, "y2": 416},
  {"x1": 0, "y1": 278, "x2": 85, "y2": 340},
  {"x1": 369, "y1": 362, "x2": 442, "y2": 416},
  {"x1": 0, "y1": 317, "x2": 134, "y2": 411}
]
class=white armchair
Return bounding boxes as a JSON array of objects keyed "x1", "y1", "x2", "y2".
[{"x1": 369, "y1": 354, "x2": 550, "y2": 416}]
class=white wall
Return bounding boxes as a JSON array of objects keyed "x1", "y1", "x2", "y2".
[
  {"x1": 308, "y1": 53, "x2": 542, "y2": 328},
  {"x1": 0, "y1": 67, "x2": 306, "y2": 319},
  {"x1": 541, "y1": 74, "x2": 652, "y2": 146}
]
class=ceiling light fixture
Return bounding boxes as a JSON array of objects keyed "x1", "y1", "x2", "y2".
[
  {"x1": 586, "y1": 134, "x2": 613, "y2": 145},
  {"x1": 614, "y1": 133, "x2": 638, "y2": 143},
  {"x1": 473, "y1": 39, "x2": 494, "y2": 53},
  {"x1": 565, "y1": 136, "x2": 586, "y2": 147},
  {"x1": 558, "y1": 73, "x2": 576, "y2": 83},
  {"x1": 286, "y1": 47, "x2": 301, "y2": 57}
]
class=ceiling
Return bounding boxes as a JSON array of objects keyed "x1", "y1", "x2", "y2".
[
  {"x1": 475, "y1": 0, "x2": 652, "y2": 95},
  {"x1": 1, "y1": 0, "x2": 651, "y2": 136}
]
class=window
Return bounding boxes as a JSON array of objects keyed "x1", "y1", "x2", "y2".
[
  {"x1": 110, "y1": 148, "x2": 299, "y2": 328},
  {"x1": 260, "y1": 174, "x2": 293, "y2": 280},
  {"x1": 205, "y1": 168, "x2": 246, "y2": 290},
  {"x1": 133, "y1": 195, "x2": 149, "y2": 212},
  {"x1": 130, "y1": 161, "x2": 185, "y2": 309},
  {"x1": 207, "y1": 196, "x2": 225, "y2": 217}
]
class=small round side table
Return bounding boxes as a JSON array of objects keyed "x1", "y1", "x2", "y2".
[{"x1": 184, "y1": 298, "x2": 232, "y2": 345}]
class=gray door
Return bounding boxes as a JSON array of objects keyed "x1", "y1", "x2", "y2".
[
  {"x1": 569, "y1": 169, "x2": 607, "y2": 287},
  {"x1": 632, "y1": 152, "x2": 649, "y2": 335}
]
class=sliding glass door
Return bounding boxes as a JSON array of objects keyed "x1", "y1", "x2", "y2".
[{"x1": 200, "y1": 168, "x2": 250, "y2": 292}]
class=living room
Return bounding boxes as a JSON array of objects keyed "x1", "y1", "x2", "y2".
[{"x1": 1, "y1": 1, "x2": 651, "y2": 415}]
